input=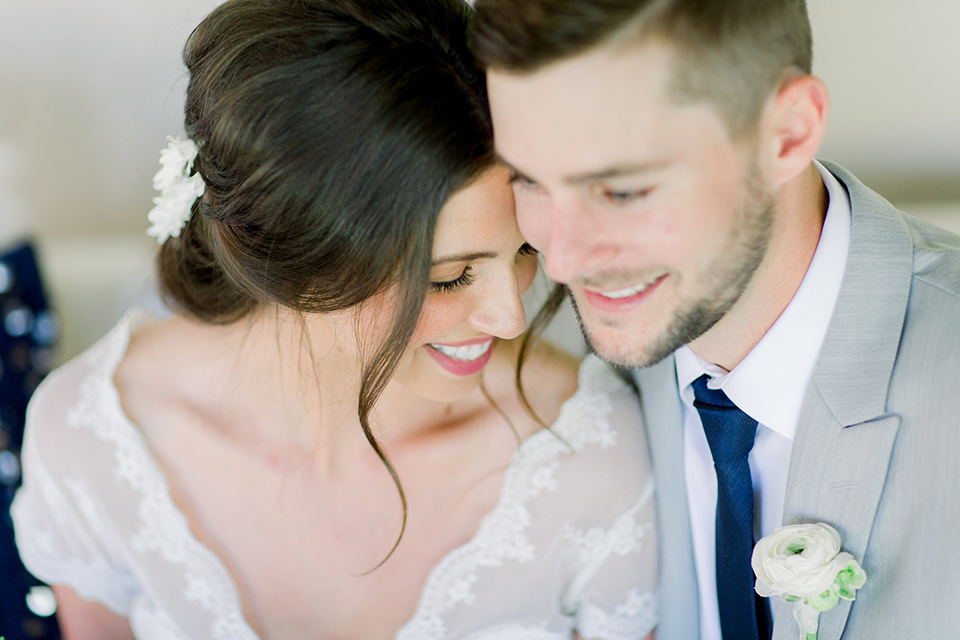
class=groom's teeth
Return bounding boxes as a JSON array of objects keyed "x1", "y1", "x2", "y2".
[
  {"x1": 599, "y1": 279, "x2": 656, "y2": 299},
  {"x1": 595, "y1": 274, "x2": 665, "y2": 300},
  {"x1": 429, "y1": 339, "x2": 493, "y2": 361}
]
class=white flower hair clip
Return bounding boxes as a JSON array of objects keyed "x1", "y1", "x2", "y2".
[{"x1": 146, "y1": 135, "x2": 206, "y2": 244}]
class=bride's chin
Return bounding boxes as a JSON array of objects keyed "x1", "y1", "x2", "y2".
[
  {"x1": 389, "y1": 354, "x2": 484, "y2": 405},
  {"x1": 416, "y1": 383, "x2": 479, "y2": 405}
]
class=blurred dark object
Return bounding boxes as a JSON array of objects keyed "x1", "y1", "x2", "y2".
[{"x1": 0, "y1": 242, "x2": 61, "y2": 640}]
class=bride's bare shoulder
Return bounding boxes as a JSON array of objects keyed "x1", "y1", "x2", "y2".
[
  {"x1": 114, "y1": 313, "x2": 232, "y2": 432},
  {"x1": 117, "y1": 313, "x2": 216, "y2": 388}
]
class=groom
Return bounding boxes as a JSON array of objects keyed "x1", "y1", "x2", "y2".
[{"x1": 471, "y1": 1, "x2": 960, "y2": 639}]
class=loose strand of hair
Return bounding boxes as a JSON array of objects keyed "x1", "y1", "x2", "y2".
[
  {"x1": 516, "y1": 284, "x2": 574, "y2": 453},
  {"x1": 515, "y1": 283, "x2": 566, "y2": 426},
  {"x1": 353, "y1": 342, "x2": 409, "y2": 575},
  {"x1": 479, "y1": 368, "x2": 521, "y2": 448},
  {"x1": 353, "y1": 262, "x2": 431, "y2": 575}
]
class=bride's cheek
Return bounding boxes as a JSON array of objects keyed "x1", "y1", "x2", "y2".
[{"x1": 414, "y1": 296, "x2": 468, "y2": 342}]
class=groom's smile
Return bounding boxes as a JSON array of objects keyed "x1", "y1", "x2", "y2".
[
  {"x1": 580, "y1": 273, "x2": 668, "y2": 311},
  {"x1": 488, "y1": 40, "x2": 777, "y2": 369}
]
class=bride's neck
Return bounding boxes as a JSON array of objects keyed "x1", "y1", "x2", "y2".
[{"x1": 212, "y1": 306, "x2": 454, "y2": 474}]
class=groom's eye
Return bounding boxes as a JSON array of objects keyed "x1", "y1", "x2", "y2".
[
  {"x1": 598, "y1": 186, "x2": 654, "y2": 205},
  {"x1": 509, "y1": 170, "x2": 539, "y2": 190}
]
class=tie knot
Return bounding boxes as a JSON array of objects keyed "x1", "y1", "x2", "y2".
[
  {"x1": 690, "y1": 374, "x2": 738, "y2": 409},
  {"x1": 691, "y1": 375, "x2": 758, "y2": 464}
]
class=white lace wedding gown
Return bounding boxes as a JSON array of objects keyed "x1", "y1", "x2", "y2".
[{"x1": 11, "y1": 312, "x2": 658, "y2": 640}]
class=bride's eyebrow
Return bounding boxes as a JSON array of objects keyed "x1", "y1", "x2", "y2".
[{"x1": 431, "y1": 251, "x2": 496, "y2": 266}]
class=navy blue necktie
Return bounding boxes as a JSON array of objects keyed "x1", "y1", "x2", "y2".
[{"x1": 692, "y1": 374, "x2": 769, "y2": 640}]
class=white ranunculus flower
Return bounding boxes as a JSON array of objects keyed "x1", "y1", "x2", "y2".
[
  {"x1": 753, "y1": 522, "x2": 867, "y2": 639},
  {"x1": 751, "y1": 523, "x2": 851, "y2": 598}
]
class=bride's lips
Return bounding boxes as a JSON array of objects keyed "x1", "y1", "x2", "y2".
[
  {"x1": 425, "y1": 337, "x2": 494, "y2": 376},
  {"x1": 581, "y1": 274, "x2": 668, "y2": 313}
]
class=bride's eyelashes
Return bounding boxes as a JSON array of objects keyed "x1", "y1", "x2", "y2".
[
  {"x1": 431, "y1": 267, "x2": 476, "y2": 293},
  {"x1": 430, "y1": 245, "x2": 537, "y2": 294},
  {"x1": 518, "y1": 243, "x2": 538, "y2": 257}
]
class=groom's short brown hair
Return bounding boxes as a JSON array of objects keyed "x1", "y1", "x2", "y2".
[{"x1": 471, "y1": 0, "x2": 813, "y2": 137}]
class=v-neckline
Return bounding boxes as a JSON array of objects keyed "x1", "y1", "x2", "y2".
[{"x1": 94, "y1": 310, "x2": 606, "y2": 640}]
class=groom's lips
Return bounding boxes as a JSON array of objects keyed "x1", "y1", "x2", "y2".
[{"x1": 581, "y1": 274, "x2": 668, "y2": 313}]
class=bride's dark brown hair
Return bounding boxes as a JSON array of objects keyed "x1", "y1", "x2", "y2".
[{"x1": 157, "y1": 0, "x2": 496, "y2": 566}]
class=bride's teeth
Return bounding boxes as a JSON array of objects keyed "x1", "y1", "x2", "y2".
[
  {"x1": 599, "y1": 277, "x2": 658, "y2": 299},
  {"x1": 429, "y1": 339, "x2": 493, "y2": 361}
]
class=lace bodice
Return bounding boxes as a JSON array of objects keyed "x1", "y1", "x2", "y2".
[{"x1": 12, "y1": 312, "x2": 658, "y2": 640}]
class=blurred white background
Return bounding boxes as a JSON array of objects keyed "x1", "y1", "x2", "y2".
[{"x1": 1, "y1": 0, "x2": 958, "y2": 361}]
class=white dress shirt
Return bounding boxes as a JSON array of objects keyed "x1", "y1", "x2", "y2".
[{"x1": 674, "y1": 161, "x2": 852, "y2": 640}]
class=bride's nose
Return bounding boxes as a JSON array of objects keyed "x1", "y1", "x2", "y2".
[{"x1": 468, "y1": 270, "x2": 527, "y2": 340}]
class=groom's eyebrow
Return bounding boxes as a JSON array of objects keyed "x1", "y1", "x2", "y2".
[
  {"x1": 564, "y1": 160, "x2": 671, "y2": 185},
  {"x1": 432, "y1": 252, "x2": 497, "y2": 266},
  {"x1": 496, "y1": 152, "x2": 669, "y2": 185}
]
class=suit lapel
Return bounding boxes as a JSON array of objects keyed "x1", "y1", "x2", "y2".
[
  {"x1": 776, "y1": 162, "x2": 913, "y2": 640},
  {"x1": 775, "y1": 390, "x2": 901, "y2": 640},
  {"x1": 634, "y1": 356, "x2": 699, "y2": 640}
]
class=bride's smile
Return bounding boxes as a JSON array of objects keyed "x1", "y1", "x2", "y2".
[{"x1": 388, "y1": 167, "x2": 538, "y2": 400}]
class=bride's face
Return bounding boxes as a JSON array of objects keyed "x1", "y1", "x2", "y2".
[{"x1": 390, "y1": 166, "x2": 538, "y2": 402}]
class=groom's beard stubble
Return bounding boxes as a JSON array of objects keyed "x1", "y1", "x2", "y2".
[{"x1": 569, "y1": 165, "x2": 777, "y2": 370}]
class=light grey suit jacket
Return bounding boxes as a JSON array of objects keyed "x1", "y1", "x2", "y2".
[{"x1": 633, "y1": 161, "x2": 960, "y2": 639}]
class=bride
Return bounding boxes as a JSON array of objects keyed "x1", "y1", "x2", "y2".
[{"x1": 11, "y1": 0, "x2": 657, "y2": 638}]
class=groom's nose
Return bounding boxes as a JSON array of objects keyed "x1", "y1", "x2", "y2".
[{"x1": 536, "y1": 197, "x2": 598, "y2": 285}]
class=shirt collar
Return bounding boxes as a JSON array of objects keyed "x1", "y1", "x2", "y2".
[{"x1": 675, "y1": 160, "x2": 852, "y2": 439}]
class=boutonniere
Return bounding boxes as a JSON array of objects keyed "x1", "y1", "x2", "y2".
[{"x1": 751, "y1": 523, "x2": 867, "y2": 640}]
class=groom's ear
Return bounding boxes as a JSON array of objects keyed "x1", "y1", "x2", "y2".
[{"x1": 760, "y1": 73, "x2": 830, "y2": 188}]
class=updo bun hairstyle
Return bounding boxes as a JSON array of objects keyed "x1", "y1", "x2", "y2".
[{"x1": 156, "y1": 0, "x2": 494, "y2": 568}]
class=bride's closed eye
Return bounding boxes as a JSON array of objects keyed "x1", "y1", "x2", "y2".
[
  {"x1": 431, "y1": 267, "x2": 476, "y2": 293},
  {"x1": 431, "y1": 244, "x2": 537, "y2": 294}
]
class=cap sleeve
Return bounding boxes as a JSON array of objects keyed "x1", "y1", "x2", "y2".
[{"x1": 11, "y1": 351, "x2": 140, "y2": 615}]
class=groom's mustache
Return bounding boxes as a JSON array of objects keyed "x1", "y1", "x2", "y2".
[{"x1": 573, "y1": 269, "x2": 668, "y2": 291}]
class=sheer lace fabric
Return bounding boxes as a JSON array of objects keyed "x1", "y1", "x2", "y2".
[{"x1": 12, "y1": 312, "x2": 657, "y2": 640}]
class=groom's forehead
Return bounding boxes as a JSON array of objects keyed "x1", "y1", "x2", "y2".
[
  {"x1": 486, "y1": 44, "x2": 703, "y2": 181},
  {"x1": 486, "y1": 40, "x2": 677, "y2": 132}
]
